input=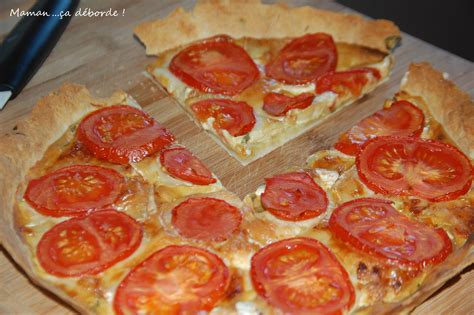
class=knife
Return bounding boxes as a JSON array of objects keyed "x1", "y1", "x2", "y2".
[{"x1": 0, "y1": 0, "x2": 80, "y2": 110}]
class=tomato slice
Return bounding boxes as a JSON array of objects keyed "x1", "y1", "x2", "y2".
[
  {"x1": 172, "y1": 197, "x2": 242, "y2": 242},
  {"x1": 251, "y1": 237, "x2": 354, "y2": 314},
  {"x1": 191, "y1": 99, "x2": 256, "y2": 136},
  {"x1": 357, "y1": 136, "x2": 473, "y2": 201},
  {"x1": 77, "y1": 105, "x2": 175, "y2": 164},
  {"x1": 329, "y1": 198, "x2": 452, "y2": 269},
  {"x1": 265, "y1": 33, "x2": 337, "y2": 84},
  {"x1": 114, "y1": 245, "x2": 230, "y2": 314},
  {"x1": 316, "y1": 68, "x2": 381, "y2": 97},
  {"x1": 37, "y1": 210, "x2": 142, "y2": 277},
  {"x1": 160, "y1": 147, "x2": 216, "y2": 185},
  {"x1": 261, "y1": 172, "x2": 328, "y2": 221},
  {"x1": 335, "y1": 100, "x2": 425, "y2": 155},
  {"x1": 24, "y1": 165, "x2": 124, "y2": 217},
  {"x1": 169, "y1": 35, "x2": 259, "y2": 95},
  {"x1": 263, "y1": 92, "x2": 315, "y2": 116}
]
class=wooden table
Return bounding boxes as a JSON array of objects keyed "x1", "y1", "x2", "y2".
[{"x1": 1, "y1": 1, "x2": 473, "y2": 314}]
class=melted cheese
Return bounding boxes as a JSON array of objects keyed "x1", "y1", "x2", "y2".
[
  {"x1": 132, "y1": 153, "x2": 223, "y2": 203},
  {"x1": 244, "y1": 182, "x2": 334, "y2": 247}
]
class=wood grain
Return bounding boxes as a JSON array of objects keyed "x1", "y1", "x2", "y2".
[{"x1": 0, "y1": 0, "x2": 473, "y2": 314}]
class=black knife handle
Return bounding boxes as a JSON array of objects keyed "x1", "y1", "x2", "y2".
[{"x1": 0, "y1": 0, "x2": 80, "y2": 99}]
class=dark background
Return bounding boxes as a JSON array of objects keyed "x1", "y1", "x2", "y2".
[{"x1": 337, "y1": 0, "x2": 474, "y2": 62}]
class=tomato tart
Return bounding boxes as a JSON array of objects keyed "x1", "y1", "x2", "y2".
[
  {"x1": 134, "y1": 0, "x2": 401, "y2": 164},
  {"x1": 1, "y1": 62, "x2": 473, "y2": 314},
  {"x1": 0, "y1": 1, "x2": 472, "y2": 314}
]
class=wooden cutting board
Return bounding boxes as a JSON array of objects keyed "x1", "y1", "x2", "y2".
[{"x1": 1, "y1": 0, "x2": 473, "y2": 314}]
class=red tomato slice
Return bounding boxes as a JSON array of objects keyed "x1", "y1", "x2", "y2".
[
  {"x1": 169, "y1": 35, "x2": 259, "y2": 95},
  {"x1": 265, "y1": 33, "x2": 337, "y2": 84},
  {"x1": 77, "y1": 105, "x2": 175, "y2": 164},
  {"x1": 37, "y1": 210, "x2": 142, "y2": 277},
  {"x1": 24, "y1": 165, "x2": 124, "y2": 217},
  {"x1": 251, "y1": 237, "x2": 354, "y2": 314},
  {"x1": 357, "y1": 136, "x2": 473, "y2": 201},
  {"x1": 114, "y1": 245, "x2": 230, "y2": 314},
  {"x1": 172, "y1": 197, "x2": 242, "y2": 242},
  {"x1": 160, "y1": 147, "x2": 216, "y2": 185},
  {"x1": 335, "y1": 100, "x2": 425, "y2": 155},
  {"x1": 329, "y1": 198, "x2": 452, "y2": 269},
  {"x1": 191, "y1": 99, "x2": 256, "y2": 136},
  {"x1": 316, "y1": 68, "x2": 381, "y2": 97},
  {"x1": 261, "y1": 172, "x2": 328, "y2": 221},
  {"x1": 263, "y1": 92, "x2": 315, "y2": 116}
]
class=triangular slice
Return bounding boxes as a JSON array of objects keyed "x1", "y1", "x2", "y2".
[{"x1": 134, "y1": 0, "x2": 400, "y2": 164}]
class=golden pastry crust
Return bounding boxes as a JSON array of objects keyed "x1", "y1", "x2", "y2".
[
  {"x1": 134, "y1": 0, "x2": 401, "y2": 55},
  {"x1": 401, "y1": 63, "x2": 474, "y2": 159},
  {"x1": 0, "y1": 84, "x2": 128, "y2": 313}
]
